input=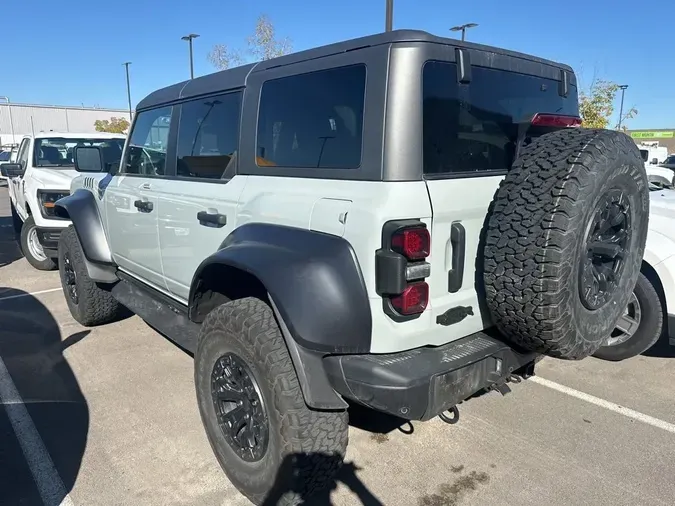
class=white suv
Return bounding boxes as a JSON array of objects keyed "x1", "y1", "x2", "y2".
[
  {"x1": 1, "y1": 132, "x2": 125, "y2": 269},
  {"x1": 54, "y1": 30, "x2": 651, "y2": 505}
]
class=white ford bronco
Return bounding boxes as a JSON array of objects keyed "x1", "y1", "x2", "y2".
[
  {"x1": 54, "y1": 30, "x2": 650, "y2": 505},
  {"x1": 0, "y1": 132, "x2": 125, "y2": 269}
]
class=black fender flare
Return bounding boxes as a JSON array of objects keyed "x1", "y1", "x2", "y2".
[
  {"x1": 189, "y1": 223, "x2": 373, "y2": 355},
  {"x1": 55, "y1": 189, "x2": 114, "y2": 265}
]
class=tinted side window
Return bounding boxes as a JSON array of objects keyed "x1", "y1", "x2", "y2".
[
  {"x1": 176, "y1": 92, "x2": 241, "y2": 180},
  {"x1": 423, "y1": 61, "x2": 579, "y2": 176},
  {"x1": 124, "y1": 106, "x2": 172, "y2": 176},
  {"x1": 257, "y1": 65, "x2": 366, "y2": 169}
]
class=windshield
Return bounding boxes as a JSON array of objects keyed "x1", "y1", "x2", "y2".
[
  {"x1": 33, "y1": 137, "x2": 125, "y2": 168},
  {"x1": 423, "y1": 61, "x2": 579, "y2": 176}
]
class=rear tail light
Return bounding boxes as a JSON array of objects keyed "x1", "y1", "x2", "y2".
[
  {"x1": 375, "y1": 221, "x2": 431, "y2": 321},
  {"x1": 530, "y1": 113, "x2": 582, "y2": 128},
  {"x1": 391, "y1": 227, "x2": 431, "y2": 260},
  {"x1": 391, "y1": 282, "x2": 429, "y2": 315}
]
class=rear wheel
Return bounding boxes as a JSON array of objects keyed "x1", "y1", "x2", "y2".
[
  {"x1": 58, "y1": 225, "x2": 123, "y2": 326},
  {"x1": 593, "y1": 273, "x2": 664, "y2": 361},
  {"x1": 20, "y1": 215, "x2": 56, "y2": 271},
  {"x1": 195, "y1": 297, "x2": 349, "y2": 506},
  {"x1": 484, "y1": 128, "x2": 649, "y2": 359}
]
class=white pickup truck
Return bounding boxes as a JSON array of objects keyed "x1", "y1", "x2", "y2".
[{"x1": 1, "y1": 132, "x2": 125, "y2": 270}]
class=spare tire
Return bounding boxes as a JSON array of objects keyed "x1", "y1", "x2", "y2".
[{"x1": 483, "y1": 128, "x2": 649, "y2": 360}]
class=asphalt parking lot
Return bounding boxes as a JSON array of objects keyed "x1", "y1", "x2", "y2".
[{"x1": 1, "y1": 184, "x2": 675, "y2": 506}]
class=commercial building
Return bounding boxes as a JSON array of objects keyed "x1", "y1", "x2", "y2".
[
  {"x1": 627, "y1": 129, "x2": 675, "y2": 154},
  {"x1": 0, "y1": 102, "x2": 132, "y2": 147}
]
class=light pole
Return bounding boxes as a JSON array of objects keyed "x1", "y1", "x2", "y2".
[
  {"x1": 0, "y1": 96, "x2": 15, "y2": 146},
  {"x1": 450, "y1": 23, "x2": 478, "y2": 41},
  {"x1": 385, "y1": 0, "x2": 394, "y2": 32},
  {"x1": 122, "y1": 62, "x2": 133, "y2": 122},
  {"x1": 181, "y1": 33, "x2": 200, "y2": 79},
  {"x1": 617, "y1": 84, "x2": 629, "y2": 130}
]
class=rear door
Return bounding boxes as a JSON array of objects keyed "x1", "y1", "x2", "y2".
[
  {"x1": 422, "y1": 61, "x2": 579, "y2": 337},
  {"x1": 157, "y1": 91, "x2": 247, "y2": 302}
]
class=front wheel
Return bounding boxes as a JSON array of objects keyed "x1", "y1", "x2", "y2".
[
  {"x1": 593, "y1": 273, "x2": 664, "y2": 361},
  {"x1": 195, "y1": 297, "x2": 349, "y2": 506},
  {"x1": 20, "y1": 215, "x2": 56, "y2": 271}
]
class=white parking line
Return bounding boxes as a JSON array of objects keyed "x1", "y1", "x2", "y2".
[
  {"x1": 531, "y1": 375, "x2": 675, "y2": 434},
  {"x1": 0, "y1": 287, "x2": 62, "y2": 302},
  {"x1": 0, "y1": 356, "x2": 75, "y2": 506}
]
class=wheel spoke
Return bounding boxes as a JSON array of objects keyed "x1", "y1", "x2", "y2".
[{"x1": 615, "y1": 314, "x2": 640, "y2": 336}]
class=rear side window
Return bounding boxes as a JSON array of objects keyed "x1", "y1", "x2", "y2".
[
  {"x1": 256, "y1": 65, "x2": 366, "y2": 169},
  {"x1": 124, "y1": 106, "x2": 172, "y2": 176},
  {"x1": 176, "y1": 92, "x2": 241, "y2": 180},
  {"x1": 423, "y1": 61, "x2": 579, "y2": 176}
]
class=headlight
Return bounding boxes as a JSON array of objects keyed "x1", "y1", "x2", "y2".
[{"x1": 38, "y1": 191, "x2": 69, "y2": 217}]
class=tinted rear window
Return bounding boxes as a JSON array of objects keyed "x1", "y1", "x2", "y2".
[
  {"x1": 423, "y1": 61, "x2": 579, "y2": 176},
  {"x1": 256, "y1": 65, "x2": 366, "y2": 169}
]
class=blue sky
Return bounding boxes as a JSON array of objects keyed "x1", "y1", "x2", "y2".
[{"x1": 2, "y1": 0, "x2": 672, "y2": 129}]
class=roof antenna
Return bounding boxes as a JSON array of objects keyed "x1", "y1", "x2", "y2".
[{"x1": 385, "y1": 0, "x2": 393, "y2": 32}]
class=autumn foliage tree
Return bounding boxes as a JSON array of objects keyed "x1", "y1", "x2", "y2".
[
  {"x1": 94, "y1": 117, "x2": 130, "y2": 134},
  {"x1": 208, "y1": 14, "x2": 292, "y2": 70},
  {"x1": 579, "y1": 79, "x2": 638, "y2": 130}
]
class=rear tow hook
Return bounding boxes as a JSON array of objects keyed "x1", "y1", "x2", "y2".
[{"x1": 439, "y1": 405, "x2": 460, "y2": 424}]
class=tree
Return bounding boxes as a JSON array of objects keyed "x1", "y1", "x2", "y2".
[
  {"x1": 578, "y1": 79, "x2": 638, "y2": 130},
  {"x1": 94, "y1": 117, "x2": 130, "y2": 134},
  {"x1": 209, "y1": 14, "x2": 292, "y2": 70}
]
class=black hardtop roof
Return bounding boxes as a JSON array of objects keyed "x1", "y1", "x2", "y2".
[{"x1": 137, "y1": 29, "x2": 575, "y2": 111}]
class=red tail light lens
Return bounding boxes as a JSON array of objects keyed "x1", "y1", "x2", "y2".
[
  {"x1": 391, "y1": 227, "x2": 430, "y2": 260},
  {"x1": 531, "y1": 113, "x2": 582, "y2": 128},
  {"x1": 391, "y1": 282, "x2": 429, "y2": 315}
]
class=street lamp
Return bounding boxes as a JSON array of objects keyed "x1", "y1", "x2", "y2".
[
  {"x1": 122, "y1": 62, "x2": 132, "y2": 122},
  {"x1": 181, "y1": 33, "x2": 200, "y2": 80},
  {"x1": 450, "y1": 23, "x2": 478, "y2": 41},
  {"x1": 385, "y1": 0, "x2": 394, "y2": 32},
  {"x1": 0, "y1": 96, "x2": 15, "y2": 146},
  {"x1": 617, "y1": 84, "x2": 629, "y2": 130}
]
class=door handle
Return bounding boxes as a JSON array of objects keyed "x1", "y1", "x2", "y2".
[
  {"x1": 448, "y1": 222, "x2": 465, "y2": 293},
  {"x1": 134, "y1": 199, "x2": 154, "y2": 212},
  {"x1": 139, "y1": 182, "x2": 152, "y2": 190},
  {"x1": 197, "y1": 211, "x2": 227, "y2": 227}
]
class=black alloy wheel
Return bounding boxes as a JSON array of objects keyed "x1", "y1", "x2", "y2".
[
  {"x1": 210, "y1": 352, "x2": 269, "y2": 462},
  {"x1": 62, "y1": 251, "x2": 79, "y2": 304},
  {"x1": 579, "y1": 189, "x2": 632, "y2": 311}
]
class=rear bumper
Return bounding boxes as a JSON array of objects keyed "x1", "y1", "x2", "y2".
[
  {"x1": 668, "y1": 314, "x2": 675, "y2": 347},
  {"x1": 36, "y1": 227, "x2": 62, "y2": 258},
  {"x1": 323, "y1": 331, "x2": 537, "y2": 421}
]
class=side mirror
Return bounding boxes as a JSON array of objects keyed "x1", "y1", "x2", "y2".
[
  {"x1": 652, "y1": 158, "x2": 659, "y2": 165},
  {"x1": 74, "y1": 146, "x2": 105, "y2": 172},
  {"x1": 0, "y1": 163, "x2": 24, "y2": 178}
]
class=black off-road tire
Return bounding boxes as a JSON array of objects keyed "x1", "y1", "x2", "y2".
[
  {"x1": 593, "y1": 272, "x2": 664, "y2": 361},
  {"x1": 10, "y1": 201, "x2": 22, "y2": 234},
  {"x1": 20, "y1": 215, "x2": 57, "y2": 271},
  {"x1": 58, "y1": 225, "x2": 122, "y2": 326},
  {"x1": 195, "y1": 297, "x2": 349, "y2": 506},
  {"x1": 484, "y1": 128, "x2": 649, "y2": 360}
]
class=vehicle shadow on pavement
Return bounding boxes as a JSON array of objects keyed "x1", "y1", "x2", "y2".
[
  {"x1": 0, "y1": 289, "x2": 89, "y2": 505},
  {"x1": 262, "y1": 452, "x2": 384, "y2": 506},
  {"x1": 0, "y1": 216, "x2": 22, "y2": 268}
]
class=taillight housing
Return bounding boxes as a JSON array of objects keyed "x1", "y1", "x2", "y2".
[
  {"x1": 530, "y1": 113, "x2": 582, "y2": 128},
  {"x1": 391, "y1": 227, "x2": 431, "y2": 260},
  {"x1": 375, "y1": 220, "x2": 431, "y2": 320}
]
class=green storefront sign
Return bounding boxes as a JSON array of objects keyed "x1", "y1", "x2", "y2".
[{"x1": 630, "y1": 131, "x2": 675, "y2": 139}]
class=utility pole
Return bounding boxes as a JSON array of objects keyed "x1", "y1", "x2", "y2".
[
  {"x1": 0, "y1": 96, "x2": 15, "y2": 146},
  {"x1": 617, "y1": 84, "x2": 629, "y2": 130},
  {"x1": 450, "y1": 23, "x2": 479, "y2": 41},
  {"x1": 385, "y1": 0, "x2": 394, "y2": 32},
  {"x1": 181, "y1": 33, "x2": 200, "y2": 79},
  {"x1": 122, "y1": 62, "x2": 133, "y2": 122}
]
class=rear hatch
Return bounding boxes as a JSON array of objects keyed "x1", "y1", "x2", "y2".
[{"x1": 421, "y1": 60, "x2": 580, "y2": 337}]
